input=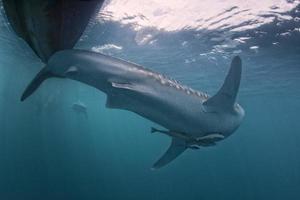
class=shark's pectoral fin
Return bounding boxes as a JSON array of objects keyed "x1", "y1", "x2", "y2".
[
  {"x1": 152, "y1": 138, "x2": 187, "y2": 170},
  {"x1": 203, "y1": 56, "x2": 242, "y2": 112}
]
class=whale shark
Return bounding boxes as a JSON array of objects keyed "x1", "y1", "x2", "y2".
[{"x1": 20, "y1": 49, "x2": 245, "y2": 169}]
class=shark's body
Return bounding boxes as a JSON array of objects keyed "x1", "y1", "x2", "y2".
[{"x1": 21, "y1": 49, "x2": 245, "y2": 169}]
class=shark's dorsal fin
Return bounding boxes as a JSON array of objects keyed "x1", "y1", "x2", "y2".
[
  {"x1": 152, "y1": 137, "x2": 187, "y2": 170},
  {"x1": 203, "y1": 56, "x2": 242, "y2": 111}
]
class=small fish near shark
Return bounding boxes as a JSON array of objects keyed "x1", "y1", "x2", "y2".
[
  {"x1": 72, "y1": 101, "x2": 88, "y2": 118},
  {"x1": 20, "y1": 49, "x2": 245, "y2": 169},
  {"x1": 151, "y1": 127, "x2": 224, "y2": 149}
]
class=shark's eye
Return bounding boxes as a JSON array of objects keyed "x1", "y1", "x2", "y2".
[{"x1": 64, "y1": 66, "x2": 78, "y2": 76}]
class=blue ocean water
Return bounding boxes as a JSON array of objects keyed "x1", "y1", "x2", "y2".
[{"x1": 1, "y1": 1, "x2": 300, "y2": 200}]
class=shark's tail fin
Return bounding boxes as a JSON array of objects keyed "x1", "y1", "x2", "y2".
[
  {"x1": 203, "y1": 56, "x2": 242, "y2": 111},
  {"x1": 20, "y1": 66, "x2": 57, "y2": 101}
]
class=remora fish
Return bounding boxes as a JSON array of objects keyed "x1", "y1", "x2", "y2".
[
  {"x1": 21, "y1": 49, "x2": 245, "y2": 169},
  {"x1": 3, "y1": 0, "x2": 105, "y2": 62}
]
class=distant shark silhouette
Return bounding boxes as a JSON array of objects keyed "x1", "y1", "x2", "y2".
[
  {"x1": 20, "y1": 49, "x2": 245, "y2": 169},
  {"x1": 3, "y1": 0, "x2": 105, "y2": 62}
]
